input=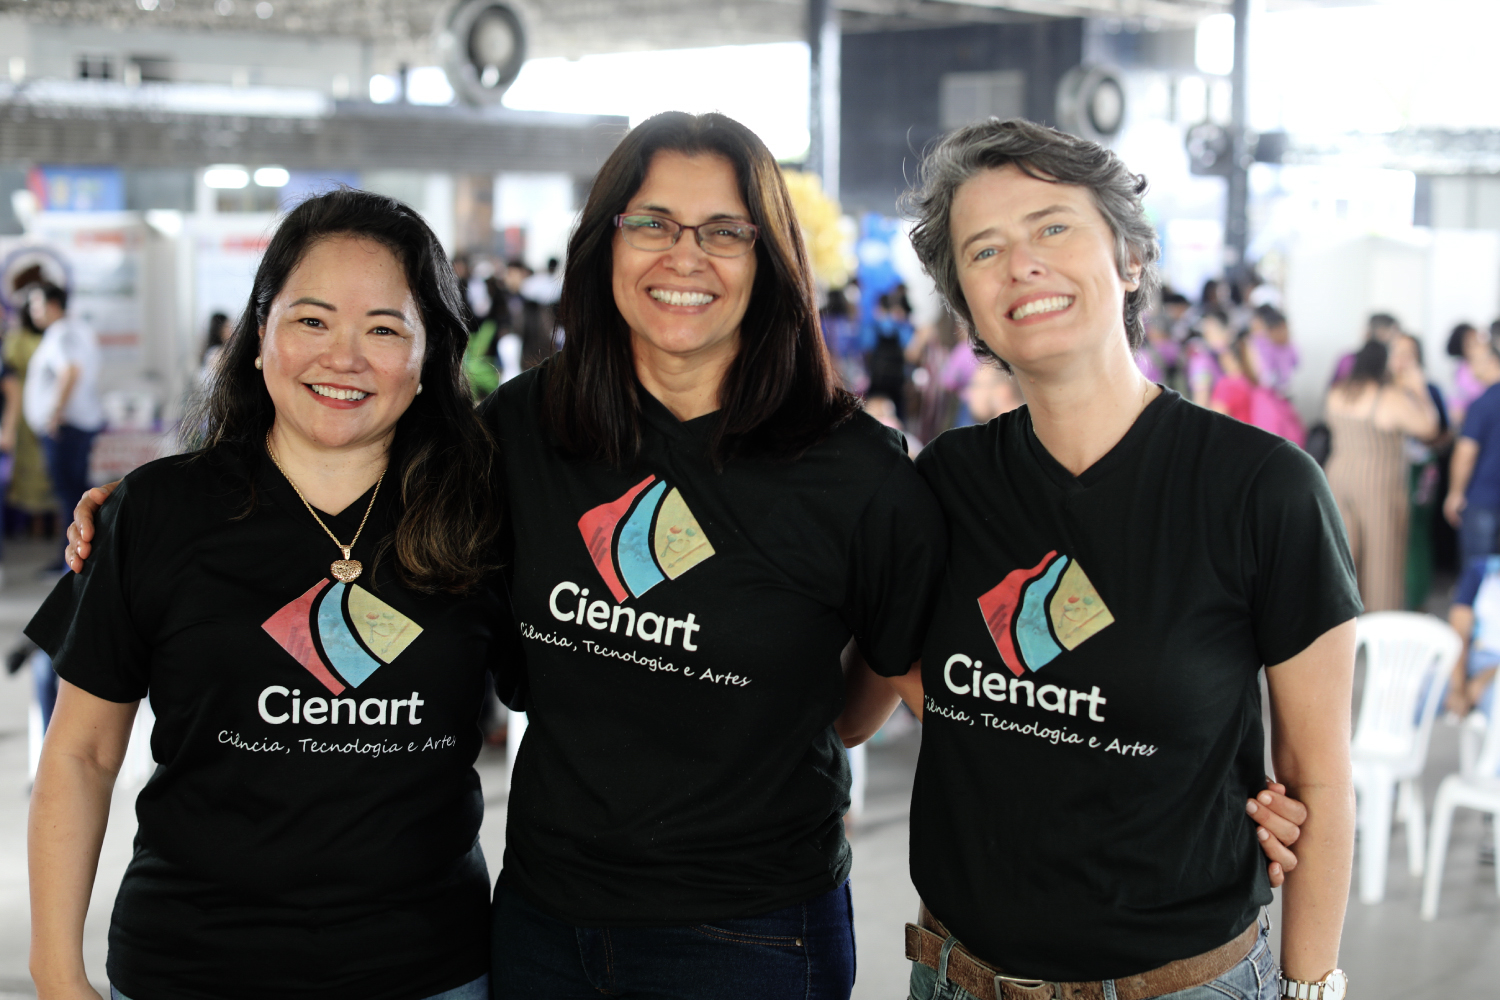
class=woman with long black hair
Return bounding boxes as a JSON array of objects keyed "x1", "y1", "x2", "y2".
[
  {"x1": 29, "y1": 189, "x2": 508, "y2": 1000},
  {"x1": 482, "y1": 111, "x2": 946, "y2": 999}
]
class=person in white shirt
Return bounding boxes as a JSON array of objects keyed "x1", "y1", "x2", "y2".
[{"x1": 23, "y1": 282, "x2": 106, "y2": 549}]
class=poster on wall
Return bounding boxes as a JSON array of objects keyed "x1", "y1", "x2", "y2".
[
  {"x1": 191, "y1": 217, "x2": 275, "y2": 347},
  {"x1": 27, "y1": 166, "x2": 127, "y2": 213},
  {"x1": 16, "y1": 214, "x2": 145, "y2": 371}
]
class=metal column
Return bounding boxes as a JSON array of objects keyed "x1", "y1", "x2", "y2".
[
  {"x1": 807, "y1": 0, "x2": 840, "y2": 200},
  {"x1": 1225, "y1": 0, "x2": 1251, "y2": 269}
]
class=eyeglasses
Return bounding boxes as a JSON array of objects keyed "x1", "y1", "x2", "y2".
[{"x1": 614, "y1": 214, "x2": 759, "y2": 258}]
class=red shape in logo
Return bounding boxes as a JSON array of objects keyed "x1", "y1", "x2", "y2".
[
  {"x1": 976, "y1": 550, "x2": 1058, "y2": 677},
  {"x1": 577, "y1": 475, "x2": 656, "y2": 602},
  {"x1": 261, "y1": 578, "x2": 347, "y2": 695}
]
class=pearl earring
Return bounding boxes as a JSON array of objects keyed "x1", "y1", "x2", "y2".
[
  {"x1": 254, "y1": 356, "x2": 263, "y2": 370},
  {"x1": 416, "y1": 383, "x2": 423, "y2": 395}
]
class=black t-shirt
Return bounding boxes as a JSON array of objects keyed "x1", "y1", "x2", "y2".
[
  {"x1": 482, "y1": 366, "x2": 946, "y2": 925},
  {"x1": 26, "y1": 449, "x2": 511, "y2": 1000},
  {"x1": 910, "y1": 389, "x2": 1360, "y2": 982}
]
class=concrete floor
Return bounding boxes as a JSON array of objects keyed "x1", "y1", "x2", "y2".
[{"x1": 0, "y1": 536, "x2": 1495, "y2": 999}]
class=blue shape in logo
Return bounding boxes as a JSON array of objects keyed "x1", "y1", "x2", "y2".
[
  {"x1": 1015, "y1": 555, "x2": 1067, "y2": 671},
  {"x1": 617, "y1": 480, "x2": 668, "y2": 598},
  {"x1": 315, "y1": 583, "x2": 383, "y2": 687}
]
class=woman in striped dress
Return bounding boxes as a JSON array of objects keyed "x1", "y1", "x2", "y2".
[{"x1": 1323, "y1": 339, "x2": 1440, "y2": 610}]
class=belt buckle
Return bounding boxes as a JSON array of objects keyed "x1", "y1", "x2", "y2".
[{"x1": 994, "y1": 972, "x2": 1060, "y2": 999}]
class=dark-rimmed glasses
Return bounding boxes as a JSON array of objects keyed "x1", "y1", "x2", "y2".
[{"x1": 614, "y1": 214, "x2": 759, "y2": 258}]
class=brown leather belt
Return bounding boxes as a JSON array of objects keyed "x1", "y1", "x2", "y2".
[{"x1": 904, "y1": 902, "x2": 1259, "y2": 1000}]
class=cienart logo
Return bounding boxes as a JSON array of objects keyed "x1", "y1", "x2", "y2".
[
  {"x1": 262, "y1": 580, "x2": 423, "y2": 694},
  {"x1": 977, "y1": 550, "x2": 1113, "y2": 676},
  {"x1": 578, "y1": 475, "x2": 715, "y2": 602}
]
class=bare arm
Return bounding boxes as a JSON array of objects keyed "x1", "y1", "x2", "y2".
[
  {"x1": 1385, "y1": 376, "x2": 1440, "y2": 441},
  {"x1": 1445, "y1": 437, "x2": 1479, "y2": 528},
  {"x1": 887, "y1": 660, "x2": 923, "y2": 721},
  {"x1": 833, "y1": 641, "x2": 903, "y2": 748},
  {"x1": 1266, "y1": 618, "x2": 1358, "y2": 983},
  {"x1": 29, "y1": 680, "x2": 138, "y2": 1000},
  {"x1": 1447, "y1": 605, "x2": 1475, "y2": 716}
]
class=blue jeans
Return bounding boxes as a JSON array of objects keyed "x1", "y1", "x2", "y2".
[
  {"x1": 491, "y1": 879, "x2": 856, "y2": 1000},
  {"x1": 1460, "y1": 504, "x2": 1500, "y2": 571},
  {"x1": 909, "y1": 923, "x2": 1278, "y2": 1000},
  {"x1": 40, "y1": 423, "x2": 98, "y2": 529},
  {"x1": 112, "y1": 974, "x2": 489, "y2": 1000}
]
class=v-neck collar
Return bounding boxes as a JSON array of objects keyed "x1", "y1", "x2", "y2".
[
  {"x1": 636, "y1": 380, "x2": 719, "y2": 447},
  {"x1": 1021, "y1": 386, "x2": 1178, "y2": 496},
  {"x1": 256, "y1": 448, "x2": 387, "y2": 533}
]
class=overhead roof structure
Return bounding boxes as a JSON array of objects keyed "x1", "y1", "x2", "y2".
[{"x1": 0, "y1": 0, "x2": 1373, "y2": 58}]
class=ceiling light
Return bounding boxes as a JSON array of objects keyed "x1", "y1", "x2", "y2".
[
  {"x1": 204, "y1": 165, "x2": 249, "y2": 189},
  {"x1": 253, "y1": 166, "x2": 290, "y2": 188},
  {"x1": 369, "y1": 74, "x2": 400, "y2": 104}
]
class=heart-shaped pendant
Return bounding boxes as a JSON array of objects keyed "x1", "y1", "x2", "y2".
[{"x1": 331, "y1": 559, "x2": 363, "y2": 583}]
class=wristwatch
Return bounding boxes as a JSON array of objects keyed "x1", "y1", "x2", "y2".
[{"x1": 1280, "y1": 969, "x2": 1347, "y2": 1000}]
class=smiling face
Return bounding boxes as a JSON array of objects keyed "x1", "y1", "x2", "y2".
[
  {"x1": 258, "y1": 234, "x2": 426, "y2": 455},
  {"x1": 949, "y1": 164, "x2": 1137, "y2": 373},
  {"x1": 612, "y1": 150, "x2": 758, "y2": 372}
]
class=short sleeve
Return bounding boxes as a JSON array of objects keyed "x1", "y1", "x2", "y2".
[
  {"x1": 486, "y1": 577, "x2": 528, "y2": 711},
  {"x1": 24, "y1": 480, "x2": 150, "y2": 702},
  {"x1": 842, "y1": 455, "x2": 948, "y2": 677},
  {"x1": 1461, "y1": 392, "x2": 1494, "y2": 443},
  {"x1": 1246, "y1": 443, "x2": 1363, "y2": 668},
  {"x1": 1454, "y1": 556, "x2": 1490, "y2": 607}
]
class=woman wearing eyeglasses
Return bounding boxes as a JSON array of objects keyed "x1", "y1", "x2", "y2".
[{"x1": 475, "y1": 111, "x2": 948, "y2": 999}]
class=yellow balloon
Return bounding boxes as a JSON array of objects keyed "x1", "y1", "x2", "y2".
[{"x1": 781, "y1": 169, "x2": 855, "y2": 289}]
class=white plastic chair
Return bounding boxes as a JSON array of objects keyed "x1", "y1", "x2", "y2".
[
  {"x1": 1458, "y1": 711, "x2": 1488, "y2": 779},
  {"x1": 1350, "y1": 612, "x2": 1462, "y2": 904},
  {"x1": 1420, "y1": 702, "x2": 1500, "y2": 920}
]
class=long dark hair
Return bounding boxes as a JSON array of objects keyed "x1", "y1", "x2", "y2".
[
  {"x1": 545, "y1": 111, "x2": 857, "y2": 467},
  {"x1": 189, "y1": 188, "x2": 501, "y2": 593},
  {"x1": 1343, "y1": 340, "x2": 1390, "y2": 391}
]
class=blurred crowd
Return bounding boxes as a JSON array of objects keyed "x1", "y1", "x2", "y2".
[
  {"x1": 813, "y1": 272, "x2": 1304, "y2": 458},
  {"x1": 453, "y1": 254, "x2": 563, "y2": 398}
]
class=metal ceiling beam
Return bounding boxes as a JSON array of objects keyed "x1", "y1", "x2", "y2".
[
  {"x1": 0, "y1": 95, "x2": 629, "y2": 174},
  {"x1": 934, "y1": 0, "x2": 1227, "y2": 24},
  {"x1": 0, "y1": 0, "x2": 1381, "y2": 57}
]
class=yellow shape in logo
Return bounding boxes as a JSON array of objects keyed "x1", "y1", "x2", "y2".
[
  {"x1": 653, "y1": 487, "x2": 716, "y2": 579},
  {"x1": 1048, "y1": 560, "x2": 1114, "y2": 651},
  {"x1": 347, "y1": 585, "x2": 424, "y2": 663}
]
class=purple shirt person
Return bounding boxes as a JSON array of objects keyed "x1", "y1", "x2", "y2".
[
  {"x1": 1247, "y1": 305, "x2": 1298, "y2": 397},
  {"x1": 1251, "y1": 335, "x2": 1298, "y2": 396}
]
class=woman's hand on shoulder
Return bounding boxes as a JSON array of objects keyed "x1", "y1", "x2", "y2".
[
  {"x1": 64, "y1": 482, "x2": 120, "y2": 572},
  {"x1": 1248, "y1": 777, "x2": 1308, "y2": 887}
]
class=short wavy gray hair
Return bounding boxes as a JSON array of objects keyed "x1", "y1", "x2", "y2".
[{"x1": 902, "y1": 118, "x2": 1161, "y2": 360}]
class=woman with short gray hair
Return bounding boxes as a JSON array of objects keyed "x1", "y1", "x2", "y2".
[{"x1": 883, "y1": 119, "x2": 1359, "y2": 1000}]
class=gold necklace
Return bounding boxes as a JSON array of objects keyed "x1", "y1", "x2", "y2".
[{"x1": 265, "y1": 431, "x2": 387, "y2": 583}]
